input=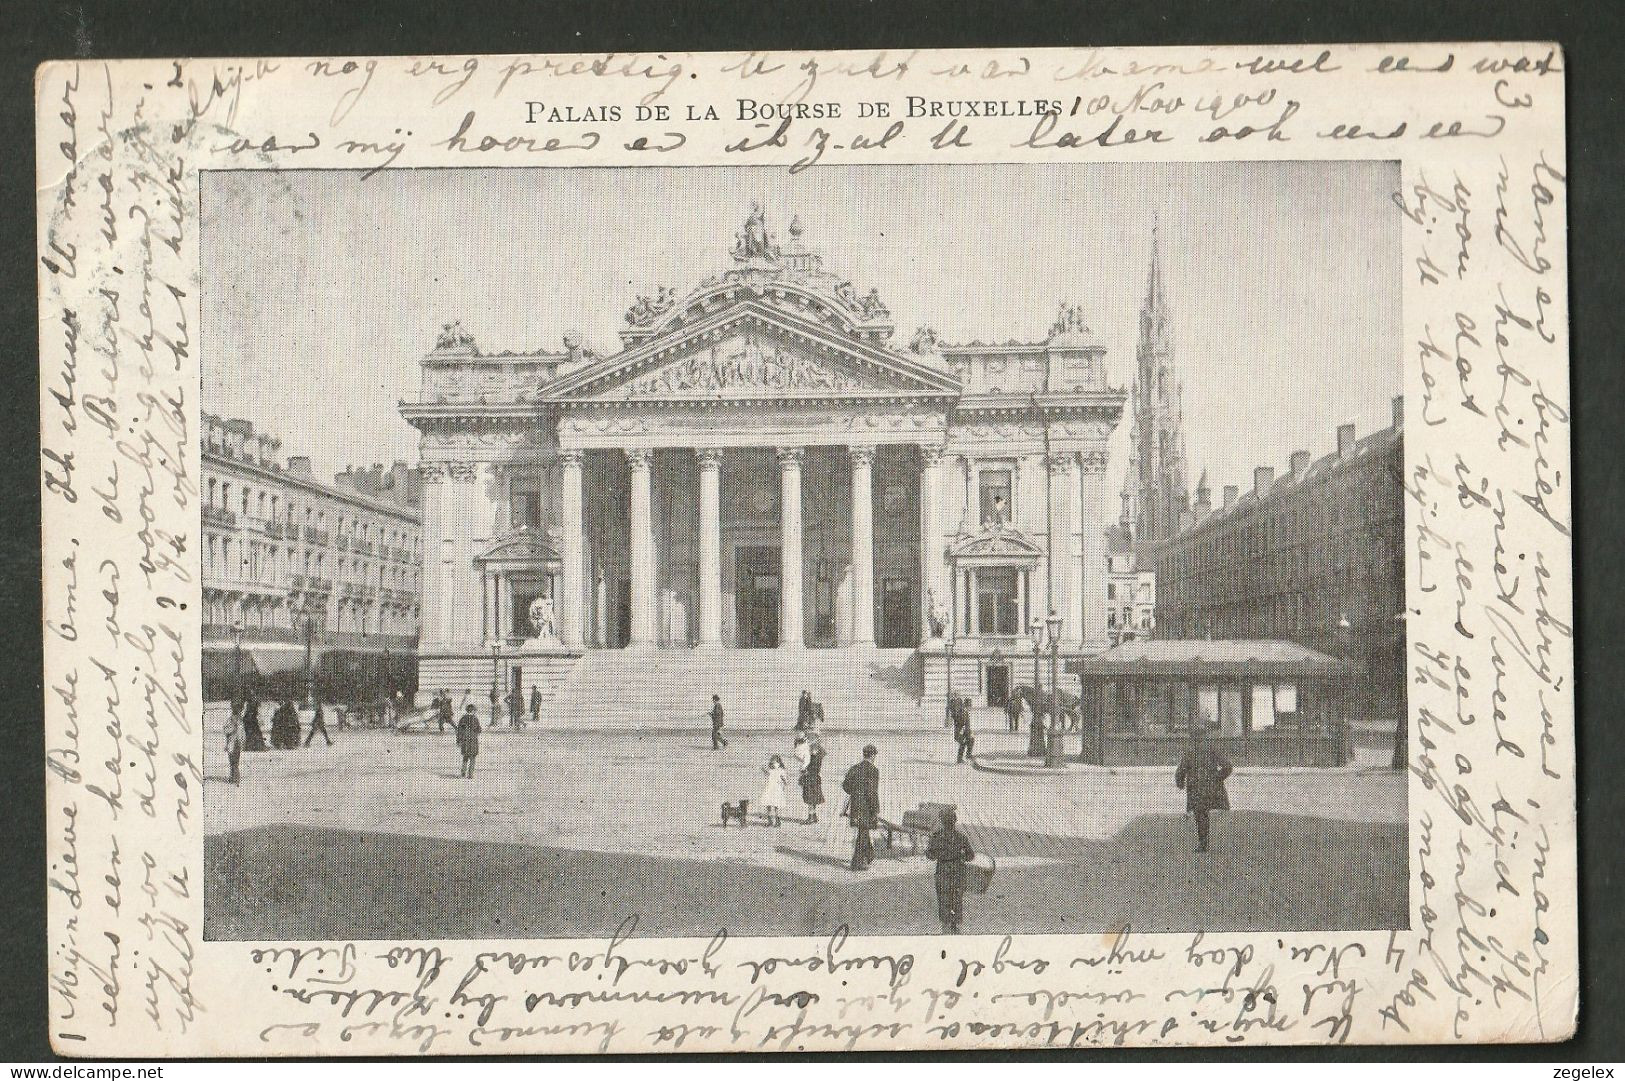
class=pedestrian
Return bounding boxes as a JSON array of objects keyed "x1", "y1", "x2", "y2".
[
  {"x1": 926, "y1": 807, "x2": 975, "y2": 933},
  {"x1": 243, "y1": 693, "x2": 268, "y2": 752},
  {"x1": 487, "y1": 683, "x2": 500, "y2": 726},
  {"x1": 953, "y1": 696, "x2": 976, "y2": 763},
  {"x1": 304, "y1": 701, "x2": 333, "y2": 747},
  {"x1": 529, "y1": 684, "x2": 543, "y2": 726},
  {"x1": 806, "y1": 739, "x2": 826, "y2": 822},
  {"x1": 796, "y1": 690, "x2": 814, "y2": 731},
  {"x1": 270, "y1": 698, "x2": 301, "y2": 749},
  {"x1": 456, "y1": 704, "x2": 482, "y2": 779},
  {"x1": 710, "y1": 694, "x2": 728, "y2": 749},
  {"x1": 760, "y1": 755, "x2": 789, "y2": 827},
  {"x1": 1004, "y1": 694, "x2": 1022, "y2": 733},
  {"x1": 795, "y1": 735, "x2": 825, "y2": 823},
  {"x1": 1175, "y1": 726, "x2": 1233, "y2": 853},
  {"x1": 437, "y1": 691, "x2": 454, "y2": 734},
  {"x1": 506, "y1": 687, "x2": 524, "y2": 729},
  {"x1": 1027, "y1": 707, "x2": 1048, "y2": 758},
  {"x1": 225, "y1": 705, "x2": 245, "y2": 785},
  {"x1": 842, "y1": 744, "x2": 881, "y2": 871}
]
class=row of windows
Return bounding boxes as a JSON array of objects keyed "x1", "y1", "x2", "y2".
[
  {"x1": 1162, "y1": 584, "x2": 1403, "y2": 638},
  {"x1": 204, "y1": 475, "x2": 420, "y2": 556},
  {"x1": 202, "y1": 595, "x2": 420, "y2": 636},
  {"x1": 1158, "y1": 453, "x2": 1401, "y2": 573},
  {"x1": 203, "y1": 533, "x2": 421, "y2": 592}
]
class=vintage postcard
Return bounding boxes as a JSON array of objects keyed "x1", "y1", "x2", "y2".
[{"x1": 36, "y1": 43, "x2": 1573, "y2": 1054}]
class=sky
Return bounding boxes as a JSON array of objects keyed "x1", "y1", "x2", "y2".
[{"x1": 201, "y1": 161, "x2": 1401, "y2": 505}]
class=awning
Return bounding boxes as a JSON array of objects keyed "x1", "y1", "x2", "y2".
[
  {"x1": 1067, "y1": 639, "x2": 1352, "y2": 680},
  {"x1": 202, "y1": 643, "x2": 309, "y2": 677}
]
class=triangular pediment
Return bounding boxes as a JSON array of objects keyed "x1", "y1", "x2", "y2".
[
  {"x1": 949, "y1": 527, "x2": 1044, "y2": 563},
  {"x1": 546, "y1": 301, "x2": 960, "y2": 402},
  {"x1": 475, "y1": 529, "x2": 561, "y2": 565}
]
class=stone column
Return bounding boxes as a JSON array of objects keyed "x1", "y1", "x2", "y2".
[
  {"x1": 849, "y1": 447, "x2": 875, "y2": 645},
  {"x1": 419, "y1": 464, "x2": 449, "y2": 648},
  {"x1": 960, "y1": 455, "x2": 976, "y2": 531},
  {"x1": 626, "y1": 449, "x2": 656, "y2": 646},
  {"x1": 559, "y1": 451, "x2": 585, "y2": 647},
  {"x1": 1078, "y1": 450, "x2": 1110, "y2": 646},
  {"x1": 778, "y1": 448, "x2": 804, "y2": 648},
  {"x1": 918, "y1": 445, "x2": 946, "y2": 640},
  {"x1": 697, "y1": 449, "x2": 723, "y2": 645},
  {"x1": 1047, "y1": 452, "x2": 1076, "y2": 637}
]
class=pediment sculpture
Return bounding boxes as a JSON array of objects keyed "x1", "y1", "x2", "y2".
[
  {"x1": 621, "y1": 336, "x2": 865, "y2": 397},
  {"x1": 625, "y1": 286, "x2": 676, "y2": 327}
]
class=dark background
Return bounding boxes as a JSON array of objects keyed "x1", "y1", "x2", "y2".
[{"x1": 3, "y1": 0, "x2": 1619, "y2": 1063}]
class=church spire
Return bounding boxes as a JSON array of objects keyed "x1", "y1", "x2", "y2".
[
  {"x1": 1129, "y1": 214, "x2": 1190, "y2": 555},
  {"x1": 1145, "y1": 214, "x2": 1165, "y2": 317}
]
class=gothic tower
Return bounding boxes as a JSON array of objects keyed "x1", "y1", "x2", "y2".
[{"x1": 1120, "y1": 220, "x2": 1191, "y2": 555}]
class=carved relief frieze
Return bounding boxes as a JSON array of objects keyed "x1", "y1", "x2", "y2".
[{"x1": 621, "y1": 333, "x2": 866, "y2": 398}]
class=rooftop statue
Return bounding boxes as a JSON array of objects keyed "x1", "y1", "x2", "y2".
[
  {"x1": 435, "y1": 320, "x2": 477, "y2": 351},
  {"x1": 1049, "y1": 301, "x2": 1095, "y2": 339},
  {"x1": 625, "y1": 285, "x2": 676, "y2": 327},
  {"x1": 731, "y1": 202, "x2": 780, "y2": 262}
]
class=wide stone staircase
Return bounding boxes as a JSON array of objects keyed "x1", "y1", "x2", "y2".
[{"x1": 544, "y1": 646, "x2": 930, "y2": 730}]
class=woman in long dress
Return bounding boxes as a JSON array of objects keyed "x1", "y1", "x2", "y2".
[
  {"x1": 795, "y1": 737, "x2": 825, "y2": 823},
  {"x1": 927, "y1": 807, "x2": 976, "y2": 934},
  {"x1": 759, "y1": 754, "x2": 789, "y2": 827}
]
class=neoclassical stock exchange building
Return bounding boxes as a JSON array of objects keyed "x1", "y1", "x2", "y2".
[{"x1": 403, "y1": 208, "x2": 1145, "y2": 724}]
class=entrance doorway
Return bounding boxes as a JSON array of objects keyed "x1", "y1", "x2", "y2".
[
  {"x1": 986, "y1": 663, "x2": 1010, "y2": 708},
  {"x1": 735, "y1": 546, "x2": 780, "y2": 648},
  {"x1": 878, "y1": 577, "x2": 914, "y2": 648}
]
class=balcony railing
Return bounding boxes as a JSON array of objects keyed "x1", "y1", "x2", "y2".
[
  {"x1": 336, "y1": 535, "x2": 351, "y2": 550},
  {"x1": 304, "y1": 527, "x2": 329, "y2": 546},
  {"x1": 264, "y1": 520, "x2": 285, "y2": 539},
  {"x1": 203, "y1": 506, "x2": 237, "y2": 528}
]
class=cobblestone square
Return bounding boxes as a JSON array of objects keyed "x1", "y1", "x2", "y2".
[{"x1": 204, "y1": 717, "x2": 1406, "y2": 940}]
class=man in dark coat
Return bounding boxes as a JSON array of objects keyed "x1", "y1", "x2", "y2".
[
  {"x1": 843, "y1": 745, "x2": 881, "y2": 871},
  {"x1": 1175, "y1": 728, "x2": 1233, "y2": 852},
  {"x1": 304, "y1": 701, "x2": 333, "y2": 747},
  {"x1": 952, "y1": 697, "x2": 975, "y2": 763},
  {"x1": 1027, "y1": 707, "x2": 1047, "y2": 758},
  {"x1": 456, "y1": 704, "x2": 481, "y2": 779},
  {"x1": 506, "y1": 688, "x2": 525, "y2": 729},
  {"x1": 926, "y1": 807, "x2": 975, "y2": 933},
  {"x1": 436, "y1": 691, "x2": 454, "y2": 733},
  {"x1": 710, "y1": 694, "x2": 728, "y2": 749},
  {"x1": 529, "y1": 685, "x2": 543, "y2": 726}
]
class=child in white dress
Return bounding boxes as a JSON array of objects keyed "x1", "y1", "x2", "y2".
[{"x1": 759, "y1": 755, "x2": 790, "y2": 827}]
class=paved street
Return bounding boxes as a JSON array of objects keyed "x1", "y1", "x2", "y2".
[{"x1": 204, "y1": 717, "x2": 1406, "y2": 940}]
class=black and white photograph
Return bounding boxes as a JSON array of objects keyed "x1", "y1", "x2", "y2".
[{"x1": 198, "y1": 162, "x2": 1407, "y2": 941}]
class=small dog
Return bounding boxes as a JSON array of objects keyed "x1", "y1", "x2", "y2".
[{"x1": 720, "y1": 799, "x2": 750, "y2": 827}]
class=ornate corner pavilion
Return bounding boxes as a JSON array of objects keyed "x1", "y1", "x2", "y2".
[{"x1": 401, "y1": 207, "x2": 1129, "y2": 714}]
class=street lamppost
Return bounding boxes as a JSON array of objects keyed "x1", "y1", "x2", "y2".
[
  {"x1": 230, "y1": 618, "x2": 246, "y2": 707},
  {"x1": 1045, "y1": 610, "x2": 1064, "y2": 768},
  {"x1": 490, "y1": 640, "x2": 501, "y2": 722},
  {"x1": 1029, "y1": 614, "x2": 1043, "y2": 702},
  {"x1": 943, "y1": 634, "x2": 955, "y2": 727},
  {"x1": 292, "y1": 600, "x2": 318, "y2": 708}
]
